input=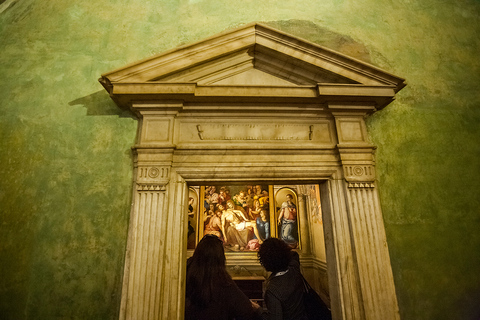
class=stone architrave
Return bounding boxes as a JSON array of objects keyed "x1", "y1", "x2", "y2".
[{"x1": 100, "y1": 23, "x2": 406, "y2": 320}]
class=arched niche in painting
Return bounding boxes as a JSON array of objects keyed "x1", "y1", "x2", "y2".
[{"x1": 99, "y1": 23, "x2": 406, "y2": 320}]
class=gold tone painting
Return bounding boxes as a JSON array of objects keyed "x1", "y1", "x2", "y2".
[{"x1": 199, "y1": 184, "x2": 272, "y2": 252}]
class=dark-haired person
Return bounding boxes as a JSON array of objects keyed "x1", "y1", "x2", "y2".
[
  {"x1": 257, "y1": 238, "x2": 308, "y2": 320},
  {"x1": 185, "y1": 234, "x2": 261, "y2": 320}
]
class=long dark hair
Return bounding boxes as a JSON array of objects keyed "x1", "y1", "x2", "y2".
[{"x1": 186, "y1": 235, "x2": 233, "y2": 307}]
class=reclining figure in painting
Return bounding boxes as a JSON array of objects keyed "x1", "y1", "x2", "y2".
[{"x1": 221, "y1": 200, "x2": 262, "y2": 250}]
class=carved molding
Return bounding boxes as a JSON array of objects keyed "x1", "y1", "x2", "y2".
[
  {"x1": 136, "y1": 183, "x2": 168, "y2": 191},
  {"x1": 179, "y1": 120, "x2": 335, "y2": 145},
  {"x1": 195, "y1": 123, "x2": 313, "y2": 141},
  {"x1": 343, "y1": 165, "x2": 375, "y2": 183},
  {"x1": 196, "y1": 125, "x2": 204, "y2": 140},
  {"x1": 136, "y1": 166, "x2": 170, "y2": 190},
  {"x1": 347, "y1": 182, "x2": 375, "y2": 189}
]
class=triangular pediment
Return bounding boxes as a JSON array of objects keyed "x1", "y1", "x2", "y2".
[
  {"x1": 209, "y1": 68, "x2": 299, "y2": 86},
  {"x1": 150, "y1": 46, "x2": 360, "y2": 86},
  {"x1": 100, "y1": 23, "x2": 405, "y2": 109},
  {"x1": 101, "y1": 23, "x2": 404, "y2": 87}
]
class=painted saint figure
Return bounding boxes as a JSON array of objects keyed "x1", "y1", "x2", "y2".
[
  {"x1": 204, "y1": 205, "x2": 224, "y2": 241},
  {"x1": 256, "y1": 209, "x2": 270, "y2": 241},
  {"x1": 187, "y1": 197, "x2": 196, "y2": 249},
  {"x1": 277, "y1": 193, "x2": 298, "y2": 247}
]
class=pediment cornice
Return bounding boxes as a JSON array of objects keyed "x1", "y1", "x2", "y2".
[{"x1": 100, "y1": 22, "x2": 405, "y2": 111}]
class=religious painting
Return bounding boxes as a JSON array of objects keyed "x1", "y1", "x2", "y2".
[
  {"x1": 200, "y1": 184, "x2": 272, "y2": 252},
  {"x1": 274, "y1": 188, "x2": 299, "y2": 248},
  {"x1": 187, "y1": 187, "x2": 199, "y2": 249}
]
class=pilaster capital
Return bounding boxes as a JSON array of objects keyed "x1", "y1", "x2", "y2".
[
  {"x1": 343, "y1": 164, "x2": 376, "y2": 184},
  {"x1": 135, "y1": 166, "x2": 170, "y2": 191},
  {"x1": 347, "y1": 181, "x2": 375, "y2": 189}
]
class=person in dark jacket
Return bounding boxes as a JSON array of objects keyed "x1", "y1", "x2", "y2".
[
  {"x1": 185, "y1": 234, "x2": 261, "y2": 320},
  {"x1": 258, "y1": 238, "x2": 308, "y2": 320}
]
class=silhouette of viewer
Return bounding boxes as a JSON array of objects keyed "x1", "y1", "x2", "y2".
[{"x1": 185, "y1": 234, "x2": 261, "y2": 320}]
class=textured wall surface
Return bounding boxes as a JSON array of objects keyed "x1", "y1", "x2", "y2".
[{"x1": 1, "y1": 0, "x2": 479, "y2": 319}]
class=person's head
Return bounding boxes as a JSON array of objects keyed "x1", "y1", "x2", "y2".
[
  {"x1": 217, "y1": 204, "x2": 225, "y2": 212},
  {"x1": 226, "y1": 200, "x2": 235, "y2": 209},
  {"x1": 191, "y1": 234, "x2": 225, "y2": 267},
  {"x1": 258, "y1": 238, "x2": 292, "y2": 273},
  {"x1": 286, "y1": 194, "x2": 293, "y2": 201}
]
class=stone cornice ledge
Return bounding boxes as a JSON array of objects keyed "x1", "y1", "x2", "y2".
[
  {"x1": 107, "y1": 82, "x2": 395, "y2": 97},
  {"x1": 101, "y1": 80, "x2": 397, "y2": 110}
]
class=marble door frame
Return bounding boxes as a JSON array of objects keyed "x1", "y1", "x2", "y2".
[{"x1": 98, "y1": 23, "x2": 406, "y2": 320}]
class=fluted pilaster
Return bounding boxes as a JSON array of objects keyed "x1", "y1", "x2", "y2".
[
  {"x1": 119, "y1": 169, "x2": 187, "y2": 320},
  {"x1": 321, "y1": 180, "x2": 364, "y2": 320},
  {"x1": 345, "y1": 185, "x2": 399, "y2": 320}
]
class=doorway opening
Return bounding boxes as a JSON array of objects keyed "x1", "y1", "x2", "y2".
[{"x1": 185, "y1": 182, "x2": 330, "y2": 308}]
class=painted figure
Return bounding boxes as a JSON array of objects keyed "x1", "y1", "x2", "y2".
[
  {"x1": 218, "y1": 187, "x2": 231, "y2": 206},
  {"x1": 221, "y1": 200, "x2": 263, "y2": 250},
  {"x1": 258, "y1": 189, "x2": 269, "y2": 208},
  {"x1": 187, "y1": 196, "x2": 196, "y2": 249},
  {"x1": 256, "y1": 209, "x2": 270, "y2": 241},
  {"x1": 250, "y1": 199, "x2": 262, "y2": 219},
  {"x1": 207, "y1": 186, "x2": 219, "y2": 206},
  {"x1": 277, "y1": 194, "x2": 298, "y2": 247},
  {"x1": 204, "y1": 206, "x2": 224, "y2": 240}
]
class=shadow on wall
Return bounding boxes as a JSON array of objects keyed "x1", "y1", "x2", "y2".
[
  {"x1": 69, "y1": 90, "x2": 136, "y2": 119},
  {"x1": 265, "y1": 20, "x2": 372, "y2": 63}
]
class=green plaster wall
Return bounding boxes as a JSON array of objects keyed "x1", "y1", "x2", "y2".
[{"x1": 1, "y1": 0, "x2": 479, "y2": 319}]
